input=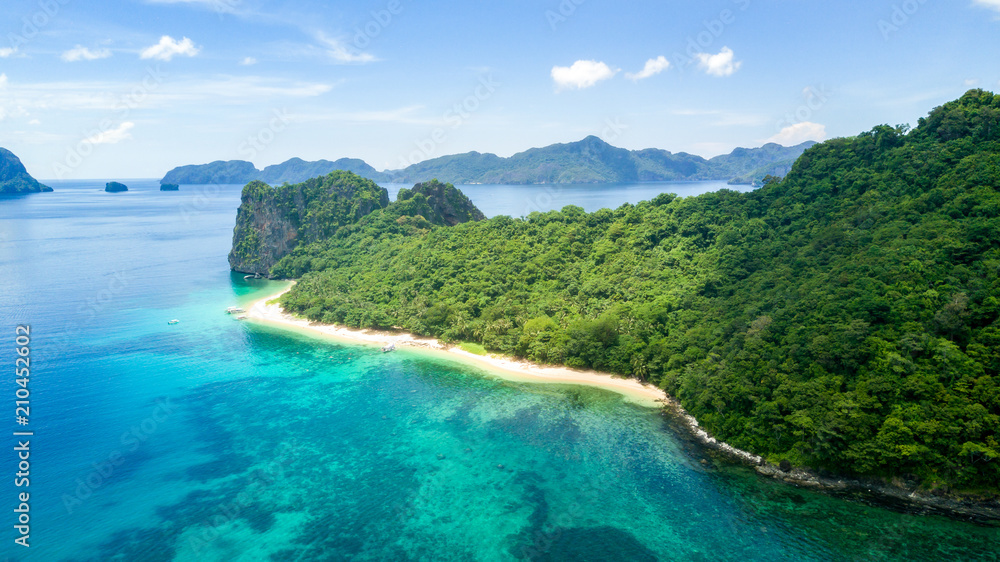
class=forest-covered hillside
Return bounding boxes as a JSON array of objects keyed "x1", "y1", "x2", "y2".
[{"x1": 253, "y1": 91, "x2": 999, "y2": 490}]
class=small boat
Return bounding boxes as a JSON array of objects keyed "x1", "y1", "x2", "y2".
[
  {"x1": 235, "y1": 314, "x2": 248, "y2": 320},
  {"x1": 167, "y1": 319, "x2": 180, "y2": 325},
  {"x1": 381, "y1": 342, "x2": 396, "y2": 353},
  {"x1": 226, "y1": 307, "x2": 246, "y2": 314},
  {"x1": 244, "y1": 273, "x2": 263, "y2": 280}
]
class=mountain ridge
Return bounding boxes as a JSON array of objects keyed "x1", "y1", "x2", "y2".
[{"x1": 161, "y1": 138, "x2": 816, "y2": 186}]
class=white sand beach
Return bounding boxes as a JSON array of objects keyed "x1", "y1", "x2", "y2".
[{"x1": 244, "y1": 284, "x2": 673, "y2": 408}]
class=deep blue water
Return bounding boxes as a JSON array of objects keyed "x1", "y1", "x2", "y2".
[{"x1": 0, "y1": 180, "x2": 997, "y2": 561}]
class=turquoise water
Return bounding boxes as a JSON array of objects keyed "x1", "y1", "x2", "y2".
[{"x1": 1, "y1": 180, "x2": 997, "y2": 561}]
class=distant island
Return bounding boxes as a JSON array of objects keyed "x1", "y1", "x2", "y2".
[
  {"x1": 162, "y1": 158, "x2": 391, "y2": 186},
  {"x1": 160, "y1": 183, "x2": 180, "y2": 191},
  {"x1": 0, "y1": 147, "x2": 52, "y2": 194},
  {"x1": 161, "y1": 139, "x2": 815, "y2": 187},
  {"x1": 388, "y1": 137, "x2": 816, "y2": 185},
  {"x1": 105, "y1": 182, "x2": 129, "y2": 193}
]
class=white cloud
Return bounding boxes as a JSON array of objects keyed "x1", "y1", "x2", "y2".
[
  {"x1": 695, "y1": 47, "x2": 742, "y2": 77},
  {"x1": 973, "y1": 0, "x2": 1000, "y2": 12},
  {"x1": 315, "y1": 32, "x2": 376, "y2": 64},
  {"x1": 85, "y1": 122, "x2": 135, "y2": 145},
  {"x1": 28, "y1": 119, "x2": 40, "y2": 125},
  {"x1": 0, "y1": 76, "x2": 333, "y2": 116},
  {"x1": 62, "y1": 46, "x2": 113, "y2": 62},
  {"x1": 240, "y1": 56, "x2": 257, "y2": 66},
  {"x1": 0, "y1": 48, "x2": 16, "y2": 58},
  {"x1": 140, "y1": 36, "x2": 200, "y2": 61},
  {"x1": 767, "y1": 122, "x2": 827, "y2": 145},
  {"x1": 965, "y1": 78, "x2": 980, "y2": 86},
  {"x1": 0, "y1": 73, "x2": 7, "y2": 89},
  {"x1": 625, "y1": 56, "x2": 670, "y2": 81},
  {"x1": 551, "y1": 60, "x2": 618, "y2": 91}
]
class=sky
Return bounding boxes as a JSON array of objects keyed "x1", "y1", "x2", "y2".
[{"x1": 0, "y1": 0, "x2": 999, "y2": 180}]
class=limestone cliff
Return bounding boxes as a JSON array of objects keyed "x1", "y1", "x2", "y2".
[{"x1": 228, "y1": 171, "x2": 390, "y2": 275}]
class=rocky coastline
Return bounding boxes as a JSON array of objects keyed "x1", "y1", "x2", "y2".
[{"x1": 658, "y1": 400, "x2": 1000, "y2": 524}]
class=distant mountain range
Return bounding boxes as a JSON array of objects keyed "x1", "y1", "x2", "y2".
[
  {"x1": 0, "y1": 147, "x2": 51, "y2": 194},
  {"x1": 160, "y1": 137, "x2": 817, "y2": 187}
]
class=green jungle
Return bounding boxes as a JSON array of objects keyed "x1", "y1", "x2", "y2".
[{"x1": 242, "y1": 90, "x2": 1000, "y2": 492}]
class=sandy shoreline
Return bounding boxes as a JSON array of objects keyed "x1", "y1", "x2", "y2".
[
  {"x1": 244, "y1": 284, "x2": 674, "y2": 408},
  {"x1": 240, "y1": 284, "x2": 1000, "y2": 519}
]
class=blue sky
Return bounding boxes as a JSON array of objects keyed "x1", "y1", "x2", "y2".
[{"x1": 1, "y1": 0, "x2": 998, "y2": 179}]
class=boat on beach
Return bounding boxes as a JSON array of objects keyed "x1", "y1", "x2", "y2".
[{"x1": 381, "y1": 342, "x2": 396, "y2": 353}]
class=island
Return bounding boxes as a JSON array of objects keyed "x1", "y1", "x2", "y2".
[
  {"x1": 159, "y1": 183, "x2": 180, "y2": 191},
  {"x1": 162, "y1": 158, "x2": 391, "y2": 186},
  {"x1": 0, "y1": 147, "x2": 52, "y2": 194},
  {"x1": 105, "y1": 182, "x2": 128, "y2": 193},
  {"x1": 162, "y1": 140, "x2": 816, "y2": 187},
  {"x1": 386, "y1": 137, "x2": 816, "y2": 185},
  {"x1": 230, "y1": 90, "x2": 1000, "y2": 508}
]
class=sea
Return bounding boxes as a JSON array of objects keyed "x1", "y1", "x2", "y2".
[{"x1": 1, "y1": 179, "x2": 997, "y2": 561}]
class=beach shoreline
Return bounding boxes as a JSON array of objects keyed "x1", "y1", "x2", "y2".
[
  {"x1": 244, "y1": 283, "x2": 675, "y2": 409},
  {"x1": 242, "y1": 283, "x2": 1000, "y2": 521}
]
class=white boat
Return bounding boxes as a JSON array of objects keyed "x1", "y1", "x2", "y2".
[
  {"x1": 381, "y1": 342, "x2": 396, "y2": 353},
  {"x1": 167, "y1": 319, "x2": 180, "y2": 325},
  {"x1": 235, "y1": 314, "x2": 248, "y2": 320},
  {"x1": 226, "y1": 307, "x2": 246, "y2": 314}
]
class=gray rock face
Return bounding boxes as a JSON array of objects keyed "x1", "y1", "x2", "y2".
[{"x1": 228, "y1": 172, "x2": 391, "y2": 275}]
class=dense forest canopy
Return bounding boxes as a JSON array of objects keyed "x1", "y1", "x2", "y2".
[{"x1": 252, "y1": 90, "x2": 1000, "y2": 490}]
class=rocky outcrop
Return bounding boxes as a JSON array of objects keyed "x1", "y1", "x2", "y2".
[
  {"x1": 0, "y1": 147, "x2": 52, "y2": 194},
  {"x1": 393, "y1": 179, "x2": 486, "y2": 226},
  {"x1": 228, "y1": 171, "x2": 391, "y2": 275},
  {"x1": 105, "y1": 181, "x2": 128, "y2": 192},
  {"x1": 159, "y1": 183, "x2": 180, "y2": 191}
]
